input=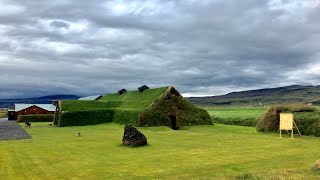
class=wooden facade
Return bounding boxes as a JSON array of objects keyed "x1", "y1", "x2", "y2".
[{"x1": 10, "y1": 105, "x2": 55, "y2": 121}]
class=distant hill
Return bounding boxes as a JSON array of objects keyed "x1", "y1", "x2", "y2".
[
  {"x1": 0, "y1": 95, "x2": 80, "y2": 108},
  {"x1": 188, "y1": 85, "x2": 320, "y2": 107}
]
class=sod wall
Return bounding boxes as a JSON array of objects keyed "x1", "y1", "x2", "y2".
[{"x1": 59, "y1": 109, "x2": 141, "y2": 127}]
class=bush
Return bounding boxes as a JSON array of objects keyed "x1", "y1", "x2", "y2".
[
  {"x1": 256, "y1": 104, "x2": 319, "y2": 136},
  {"x1": 59, "y1": 109, "x2": 141, "y2": 127},
  {"x1": 17, "y1": 114, "x2": 54, "y2": 122}
]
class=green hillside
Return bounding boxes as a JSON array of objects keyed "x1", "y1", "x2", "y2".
[
  {"x1": 189, "y1": 85, "x2": 320, "y2": 107},
  {"x1": 100, "y1": 86, "x2": 168, "y2": 108}
]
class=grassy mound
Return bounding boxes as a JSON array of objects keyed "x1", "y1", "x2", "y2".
[
  {"x1": 256, "y1": 104, "x2": 316, "y2": 133},
  {"x1": 17, "y1": 114, "x2": 54, "y2": 122},
  {"x1": 138, "y1": 87, "x2": 212, "y2": 128}
]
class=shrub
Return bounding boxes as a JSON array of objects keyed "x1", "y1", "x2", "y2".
[
  {"x1": 256, "y1": 104, "x2": 318, "y2": 135},
  {"x1": 17, "y1": 114, "x2": 54, "y2": 122}
]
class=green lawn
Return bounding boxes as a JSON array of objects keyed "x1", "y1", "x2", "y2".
[
  {"x1": 206, "y1": 107, "x2": 267, "y2": 126},
  {"x1": 1, "y1": 123, "x2": 320, "y2": 179}
]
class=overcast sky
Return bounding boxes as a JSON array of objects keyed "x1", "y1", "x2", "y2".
[{"x1": 0, "y1": 0, "x2": 320, "y2": 99}]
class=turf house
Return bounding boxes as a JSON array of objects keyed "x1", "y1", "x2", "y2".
[{"x1": 54, "y1": 86, "x2": 212, "y2": 129}]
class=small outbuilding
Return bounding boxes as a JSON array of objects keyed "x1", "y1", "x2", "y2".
[
  {"x1": 118, "y1": 89, "x2": 127, "y2": 95},
  {"x1": 138, "y1": 85, "x2": 149, "y2": 93},
  {"x1": 8, "y1": 104, "x2": 56, "y2": 121}
]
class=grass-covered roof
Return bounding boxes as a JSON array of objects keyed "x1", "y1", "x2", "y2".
[
  {"x1": 57, "y1": 86, "x2": 212, "y2": 128},
  {"x1": 60, "y1": 87, "x2": 168, "y2": 111},
  {"x1": 100, "y1": 86, "x2": 168, "y2": 109}
]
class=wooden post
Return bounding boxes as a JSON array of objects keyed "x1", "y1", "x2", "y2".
[{"x1": 293, "y1": 120, "x2": 302, "y2": 137}]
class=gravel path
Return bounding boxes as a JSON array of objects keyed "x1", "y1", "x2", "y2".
[{"x1": 0, "y1": 118, "x2": 31, "y2": 140}]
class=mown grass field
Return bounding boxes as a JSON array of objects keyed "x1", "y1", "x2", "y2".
[
  {"x1": 206, "y1": 107, "x2": 267, "y2": 126},
  {"x1": 1, "y1": 123, "x2": 320, "y2": 179}
]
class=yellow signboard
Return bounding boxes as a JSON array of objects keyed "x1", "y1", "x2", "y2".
[{"x1": 280, "y1": 113, "x2": 293, "y2": 130}]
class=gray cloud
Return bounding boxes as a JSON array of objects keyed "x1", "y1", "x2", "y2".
[
  {"x1": 0, "y1": 0, "x2": 319, "y2": 99},
  {"x1": 50, "y1": 20, "x2": 70, "y2": 29}
]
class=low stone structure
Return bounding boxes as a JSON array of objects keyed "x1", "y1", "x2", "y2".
[{"x1": 122, "y1": 124, "x2": 147, "y2": 146}]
